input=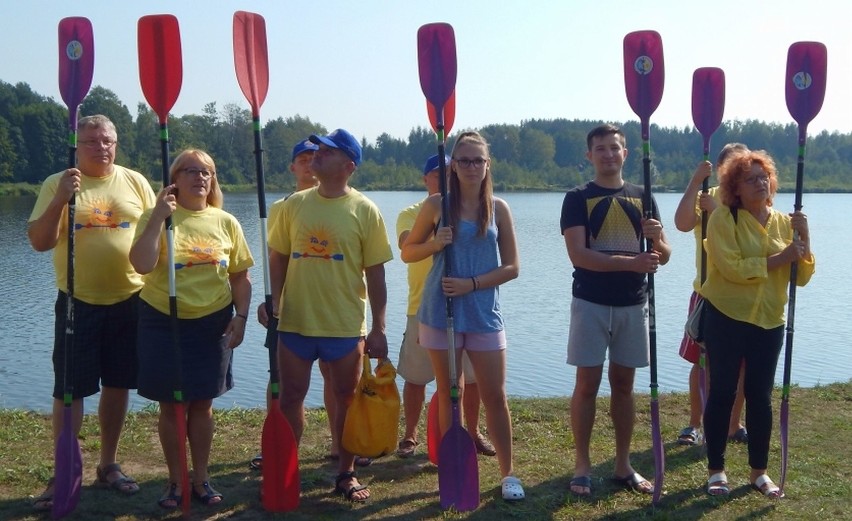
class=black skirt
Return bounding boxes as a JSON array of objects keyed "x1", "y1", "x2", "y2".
[{"x1": 137, "y1": 300, "x2": 234, "y2": 402}]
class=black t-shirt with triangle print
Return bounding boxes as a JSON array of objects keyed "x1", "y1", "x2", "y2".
[{"x1": 560, "y1": 181, "x2": 660, "y2": 307}]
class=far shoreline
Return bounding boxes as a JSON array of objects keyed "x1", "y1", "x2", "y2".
[{"x1": 3, "y1": 182, "x2": 852, "y2": 198}]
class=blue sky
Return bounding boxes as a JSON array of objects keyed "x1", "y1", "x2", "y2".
[{"x1": 3, "y1": 1, "x2": 849, "y2": 144}]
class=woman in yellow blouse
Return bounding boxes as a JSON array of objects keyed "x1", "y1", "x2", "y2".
[{"x1": 701, "y1": 149, "x2": 814, "y2": 499}]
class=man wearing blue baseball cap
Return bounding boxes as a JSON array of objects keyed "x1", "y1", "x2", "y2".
[
  {"x1": 308, "y1": 128, "x2": 362, "y2": 166},
  {"x1": 252, "y1": 137, "x2": 327, "y2": 472},
  {"x1": 268, "y1": 128, "x2": 391, "y2": 502},
  {"x1": 395, "y1": 155, "x2": 496, "y2": 459},
  {"x1": 289, "y1": 139, "x2": 320, "y2": 190}
]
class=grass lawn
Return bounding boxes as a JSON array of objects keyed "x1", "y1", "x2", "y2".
[{"x1": 0, "y1": 381, "x2": 849, "y2": 520}]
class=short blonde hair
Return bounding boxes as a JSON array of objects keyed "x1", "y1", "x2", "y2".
[{"x1": 169, "y1": 149, "x2": 223, "y2": 208}]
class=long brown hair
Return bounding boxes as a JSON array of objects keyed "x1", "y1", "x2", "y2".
[
  {"x1": 169, "y1": 149, "x2": 224, "y2": 208},
  {"x1": 449, "y1": 131, "x2": 493, "y2": 236}
]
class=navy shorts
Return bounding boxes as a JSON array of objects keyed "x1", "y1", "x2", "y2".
[
  {"x1": 52, "y1": 291, "x2": 140, "y2": 399},
  {"x1": 278, "y1": 332, "x2": 362, "y2": 362}
]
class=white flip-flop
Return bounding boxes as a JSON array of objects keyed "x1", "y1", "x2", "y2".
[{"x1": 501, "y1": 476, "x2": 525, "y2": 501}]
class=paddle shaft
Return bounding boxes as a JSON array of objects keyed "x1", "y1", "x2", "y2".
[{"x1": 641, "y1": 126, "x2": 664, "y2": 505}]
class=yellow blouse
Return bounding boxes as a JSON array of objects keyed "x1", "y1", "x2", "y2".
[{"x1": 701, "y1": 205, "x2": 815, "y2": 329}]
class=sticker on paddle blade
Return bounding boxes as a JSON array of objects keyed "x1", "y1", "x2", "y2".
[{"x1": 785, "y1": 41, "x2": 827, "y2": 129}]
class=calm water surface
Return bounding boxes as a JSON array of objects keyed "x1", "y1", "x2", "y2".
[{"x1": 0, "y1": 191, "x2": 849, "y2": 413}]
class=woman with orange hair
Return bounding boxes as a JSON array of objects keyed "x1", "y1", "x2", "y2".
[{"x1": 701, "y1": 149, "x2": 814, "y2": 499}]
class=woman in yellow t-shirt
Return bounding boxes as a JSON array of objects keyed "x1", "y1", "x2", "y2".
[{"x1": 130, "y1": 149, "x2": 254, "y2": 509}]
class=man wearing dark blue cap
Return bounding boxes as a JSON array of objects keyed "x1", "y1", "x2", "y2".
[
  {"x1": 395, "y1": 154, "x2": 496, "y2": 459},
  {"x1": 268, "y1": 128, "x2": 391, "y2": 502}
]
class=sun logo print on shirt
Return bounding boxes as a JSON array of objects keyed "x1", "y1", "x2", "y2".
[
  {"x1": 292, "y1": 225, "x2": 344, "y2": 261},
  {"x1": 174, "y1": 235, "x2": 228, "y2": 270},
  {"x1": 75, "y1": 196, "x2": 130, "y2": 230}
]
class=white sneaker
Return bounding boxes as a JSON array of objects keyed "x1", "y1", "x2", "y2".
[{"x1": 501, "y1": 476, "x2": 525, "y2": 501}]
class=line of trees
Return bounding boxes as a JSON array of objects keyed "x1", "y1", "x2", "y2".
[{"x1": 2, "y1": 79, "x2": 850, "y2": 193}]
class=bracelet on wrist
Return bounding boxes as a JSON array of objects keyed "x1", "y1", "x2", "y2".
[{"x1": 235, "y1": 313, "x2": 248, "y2": 320}]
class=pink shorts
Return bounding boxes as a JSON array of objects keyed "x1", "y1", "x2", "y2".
[
  {"x1": 678, "y1": 291, "x2": 703, "y2": 364},
  {"x1": 418, "y1": 323, "x2": 506, "y2": 352}
]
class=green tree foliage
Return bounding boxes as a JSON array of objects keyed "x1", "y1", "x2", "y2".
[{"x1": 1, "y1": 80, "x2": 851, "y2": 192}]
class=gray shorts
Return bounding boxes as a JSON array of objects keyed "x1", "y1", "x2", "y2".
[
  {"x1": 566, "y1": 298, "x2": 650, "y2": 368},
  {"x1": 397, "y1": 315, "x2": 476, "y2": 386}
]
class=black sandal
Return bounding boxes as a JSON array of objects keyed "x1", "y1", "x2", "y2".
[
  {"x1": 334, "y1": 471, "x2": 369, "y2": 503},
  {"x1": 158, "y1": 482, "x2": 181, "y2": 510},
  {"x1": 192, "y1": 481, "x2": 223, "y2": 505}
]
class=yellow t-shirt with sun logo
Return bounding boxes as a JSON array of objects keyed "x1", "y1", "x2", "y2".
[
  {"x1": 268, "y1": 187, "x2": 393, "y2": 337},
  {"x1": 396, "y1": 199, "x2": 432, "y2": 316},
  {"x1": 135, "y1": 205, "x2": 254, "y2": 318},
  {"x1": 29, "y1": 165, "x2": 156, "y2": 305}
]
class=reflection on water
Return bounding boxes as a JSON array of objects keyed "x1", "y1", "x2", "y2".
[{"x1": 1, "y1": 192, "x2": 849, "y2": 413}]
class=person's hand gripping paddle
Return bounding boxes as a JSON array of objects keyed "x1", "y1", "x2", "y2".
[
  {"x1": 417, "y1": 22, "x2": 479, "y2": 512},
  {"x1": 691, "y1": 66, "x2": 725, "y2": 419},
  {"x1": 780, "y1": 41, "x2": 826, "y2": 495},
  {"x1": 233, "y1": 10, "x2": 300, "y2": 511},
  {"x1": 53, "y1": 16, "x2": 94, "y2": 519},
  {"x1": 624, "y1": 29, "x2": 665, "y2": 505},
  {"x1": 138, "y1": 14, "x2": 189, "y2": 516}
]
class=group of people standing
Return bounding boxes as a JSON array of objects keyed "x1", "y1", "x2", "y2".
[{"x1": 27, "y1": 115, "x2": 812, "y2": 512}]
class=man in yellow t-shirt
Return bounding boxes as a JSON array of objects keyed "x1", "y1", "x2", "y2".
[
  {"x1": 27, "y1": 115, "x2": 155, "y2": 509},
  {"x1": 268, "y1": 128, "x2": 392, "y2": 502},
  {"x1": 395, "y1": 154, "x2": 495, "y2": 459}
]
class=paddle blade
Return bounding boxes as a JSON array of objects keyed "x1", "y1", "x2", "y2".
[
  {"x1": 261, "y1": 400, "x2": 300, "y2": 511},
  {"x1": 650, "y1": 400, "x2": 664, "y2": 504},
  {"x1": 138, "y1": 15, "x2": 182, "y2": 124},
  {"x1": 52, "y1": 408, "x2": 82, "y2": 519},
  {"x1": 417, "y1": 23, "x2": 457, "y2": 110},
  {"x1": 623, "y1": 30, "x2": 664, "y2": 137},
  {"x1": 233, "y1": 11, "x2": 269, "y2": 117},
  {"x1": 58, "y1": 17, "x2": 94, "y2": 123},
  {"x1": 438, "y1": 423, "x2": 479, "y2": 511},
  {"x1": 691, "y1": 67, "x2": 725, "y2": 154},
  {"x1": 786, "y1": 42, "x2": 827, "y2": 140},
  {"x1": 427, "y1": 392, "x2": 440, "y2": 465},
  {"x1": 427, "y1": 91, "x2": 456, "y2": 138}
]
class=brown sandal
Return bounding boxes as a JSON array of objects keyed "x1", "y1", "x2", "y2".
[
  {"x1": 96, "y1": 463, "x2": 140, "y2": 495},
  {"x1": 31, "y1": 477, "x2": 55, "y2": 511}
]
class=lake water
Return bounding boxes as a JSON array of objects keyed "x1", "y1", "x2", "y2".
[{"x1": 1, "y1": 191, "x2": 849, "y2": 413}]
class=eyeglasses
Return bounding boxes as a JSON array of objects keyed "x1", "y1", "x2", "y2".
[
  {"x1": 182, "y1": 167, "x2": 213, "y2": 179},
  {"x1": 454, "y1": 157, "x2": 488, "y2": 168},
  {"x1": 743, "y1": 174, "x2": 770, "y2": 185},
  {"x1": 80, "y1": 139, "x2": 117, "y2": 149}
]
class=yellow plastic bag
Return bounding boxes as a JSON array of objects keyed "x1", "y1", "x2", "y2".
[{"x1": 342, "y1": 357, "x2": 400, "y2": 458}]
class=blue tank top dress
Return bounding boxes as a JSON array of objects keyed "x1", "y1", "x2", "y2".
[{"x1": 417, "y1": 215, "x2": 503, "y2": 334}]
